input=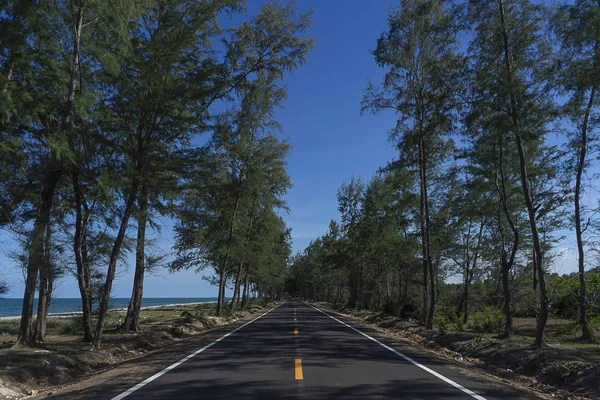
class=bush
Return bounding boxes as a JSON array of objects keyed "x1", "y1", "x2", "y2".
[
  {"x1": 470, "y1": 306, "x2": 504, "y2": 334},
  {"x1": 434, "y1": 314, "x2": 451, "y2": 335},
  {"x1": 451, "y1": 313, "x2": 464, "y2": 332},
  {"x1": 0, "y1": 319, "x2": 20, "y2": 335},
  {"x1": 590, "y1": 315, "x2": 600, "y2": 331}
]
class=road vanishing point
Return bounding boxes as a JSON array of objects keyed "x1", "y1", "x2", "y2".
[{"x1": 49, "y1": 301, "x2": 538, "y2": 399}]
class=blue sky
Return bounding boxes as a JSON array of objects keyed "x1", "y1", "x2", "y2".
[{"x1": 0, "y1": 0, "x2": 400, "y2": 299}]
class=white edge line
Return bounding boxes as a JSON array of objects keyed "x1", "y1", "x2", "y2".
[
  {"x1": 111, "y1": 303, "x2": 282, "y2": 400},
  {"x1": 305, "y1": 302, "x2": 487, "y2": 400}
]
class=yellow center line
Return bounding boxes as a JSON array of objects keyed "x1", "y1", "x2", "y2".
[
  {"x1": 295, "y1": 358, "x2": 303, "y2": 380},
  {"x1": 294, "y1": 328, "x2": 298, "y2": 335}
]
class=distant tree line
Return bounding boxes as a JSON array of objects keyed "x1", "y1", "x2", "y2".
[
  {"x1": 286, "y1": 0, "x2": 600, "y2": 346},
  {"x1": 0, "y1": 0, "x2": 313, "y2": 349}
]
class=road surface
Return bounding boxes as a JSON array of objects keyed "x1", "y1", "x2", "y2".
[{"x1": 49, "y1": 301, "x2": 538, "y2": 399}]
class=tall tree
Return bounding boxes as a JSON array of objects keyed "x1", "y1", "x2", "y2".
[
  {"x1": 552, "y1": 0, "x2": 600, "y2": 342},
  {"x1": 468, "y1": 0, "x2": 556, "y2": 347},
  {"x1": 90, "y1": 0, "x2": 242, "y2": 349},
  {"x1": 362, "y1": 0, "x2": 463, "y2": 329},
  {"x1": 171, "y1": 1, "x2": 312, "y2": 316}
]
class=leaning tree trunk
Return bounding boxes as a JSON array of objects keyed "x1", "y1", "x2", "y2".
[
  {"x1": 91, "y1": 177, "x2": 139, "y2": 350},
  {"x1": 575, "y1": 84, "x2": 597, "y2": 342},
  {"x1": 498, "y1": 0, "x2": 548, "y2": 347},
  {"x1": 121, "y1": 185, "x2": 149, "y2": 332}
]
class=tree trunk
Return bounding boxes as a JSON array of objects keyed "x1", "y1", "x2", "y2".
[
  {"x1": 231, "y1": 262, "x2": 244, "y2": 310},
  {"x1": 14, "y1": 168, "x2": 62, "y2": 347},
  {"x1": 418, "y1": 134, "x2": 434, "y2": 329},
  {"x1": 72, "y1": 170, "x2": 93, "y2": 341},
  {"x1": 494, "y1": 119, "x2": 519, "y2": 338},
  {"x1": 575, "y1": 84, "x2": 596, "y2": 342},
  {"x1": 396, "y1": 269, "x2": 403, "y2": 315},
  {"x1": 121, "y1": 185, "x2": 149, "y2": 332},
  {"x1": 91, "y1": 178, "x2": 139, "y2": 350},
  {"x1": 241, "y1": 265, "x2": 250, "y2": 309},
  {"x1": 34, "y1": 224, "x2": 54, "y2": 342},
  {"x1": 216, "y1": 267, "x2": 227, "y2": 315},
  {"x1": 462, "y1": 275, "x2": 470, "y2": 325},
  {"x1": 501, "y1": 259, "x2": 513, "y2": 337},
  {"x1": 231, "y1": 198, "x2": 256, "y2": 311}
]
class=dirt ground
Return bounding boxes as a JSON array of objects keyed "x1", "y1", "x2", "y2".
[
  {"x1": 318, "y1": 303, "x2": 600, "y2": 400},
  {"x1": 0, "y1": 301, "x2": 272, "y2": 399}
]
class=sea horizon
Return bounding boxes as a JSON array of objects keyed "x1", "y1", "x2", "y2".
[{"x1": 0, "y1": 297, "x2": 220, "y2": 318}]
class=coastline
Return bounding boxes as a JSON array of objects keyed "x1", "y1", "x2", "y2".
[{"x1": 0, "y1": 300, "x2": 217, "y2": 321}]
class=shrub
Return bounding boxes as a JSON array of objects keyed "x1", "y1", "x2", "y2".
[
  {"x1": 451, "y1": 313, "x2": 464, "y2": 332},
  {"x1": 470, "y1": 306, "x2": 504, "y2": 334},
  {"x1": 590, "y1": 315, "x2": 600, "y2": 331},
  {"x1": 557, "y1": 322, "x2": 579, "y2": 336},
  {"x1": 0, "y1": 319, "x2": 20, "y2": 335},
  {"x1": 434, "y1": 314, "x2": 451, "y2": 335}
]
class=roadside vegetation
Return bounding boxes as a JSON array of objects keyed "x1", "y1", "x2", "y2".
[
  {"x1": 286, "y1": 0, "x2": 600, "y2": 397},
  {"x1": 0, "y1": 0, "x2": 313, "y2": 349}
]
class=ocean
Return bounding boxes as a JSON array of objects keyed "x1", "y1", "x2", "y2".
[{"x1": 0, "y1": 297, "x2": 218, "y2": 318}]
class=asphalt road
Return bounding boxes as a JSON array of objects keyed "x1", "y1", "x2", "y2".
[{"x1": 49, "y1": 301, "x2": 539, "y2": 400}]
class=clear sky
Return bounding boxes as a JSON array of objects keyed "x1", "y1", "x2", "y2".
[
  {"x1": 0, "y1": 0, "x2": 582, "y2": 299},
  {"x1": 0, "y1": 0, "x2": 400, "y2": 299}
]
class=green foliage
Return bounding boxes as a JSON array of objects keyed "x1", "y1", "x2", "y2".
[
  {"x1": 47, "y1": 318, "x2": 85, "y2": 336},
  {"x1": 470, "y1": 306, "x2": 504, "y2": 335},
  {"x1": 556, "y1": 361, "x2": 593, "y2": 382},
  {"x1": 590, "y1": 315, "x2": 600, "y2": 331},
  {"x1": 434, "y1": 314, "x2": 451, "y2": 335},
  {"x1": 451, "y1": 313, "x2": 464, "y2": 332},
  {"x1": 557, "y1": 322, "x2": 580, "y2": 336},
  {"x1": 0, "y1": 319, "x2": 20, "y2": 335}
]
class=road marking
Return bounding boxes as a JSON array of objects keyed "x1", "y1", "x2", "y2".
[
  {"x1": 294, "y1": 328, "x2": 299, "y2": 335},
  {"x1": 111, "y1": 303, "x2": 282, "y2": 400},
  {"x1": 295, "y1": 358, "x2": 303, "y2": 380},
  {"x1": 305, "y1": 302, "x2": 487, "y2": 400}
]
